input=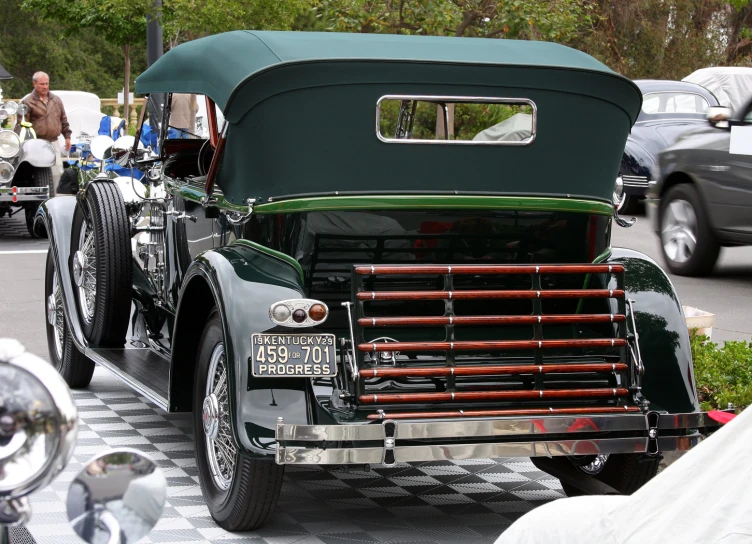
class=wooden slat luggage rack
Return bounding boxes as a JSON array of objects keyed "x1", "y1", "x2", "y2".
[{"x1": 344, "y1": 264, "x2": 643, "y2": 420}]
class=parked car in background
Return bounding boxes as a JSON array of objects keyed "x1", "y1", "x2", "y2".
[
  {"x1": 649, "y1": 69, "x2": 752, "y2": 276},
  {"x1": 0, "y1": 97, "x2": 54, "y2": 237},
  {"x1": 649, "y1": 95, "x2": 752, "y2": 275},
  {"x1": 615, "y1": 80, "x2": 719, "y2": 213}
]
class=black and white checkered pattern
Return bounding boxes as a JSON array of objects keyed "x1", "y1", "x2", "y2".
[{"x1": 26, "y1": 369, "x2": 563, "y2": 543}]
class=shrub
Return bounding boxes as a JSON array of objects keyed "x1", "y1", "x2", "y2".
[{"x1": 691, "y1": 333, "x2": 752, "y2": 412}]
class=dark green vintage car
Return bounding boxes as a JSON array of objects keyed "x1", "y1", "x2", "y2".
[{"x1": 40, "y1": 30, "x2": 723, "y2": 531}]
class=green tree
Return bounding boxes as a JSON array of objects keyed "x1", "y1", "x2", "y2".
[
  {"x1": 162, "y1": 0, "x2": 316, "y2": 46},
  {"x1": 314, "y1": 0, "x2": 594, "y2": 42},
  {"x1": 21, "y1": 0, "x2": 153, "y2": 125},
  {"x1": 0, "y1": 0, "x2": 146, "y2": 100}
]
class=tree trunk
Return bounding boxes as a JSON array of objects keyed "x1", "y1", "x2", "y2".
[{"x1": 123, "y1": 43, "x2": 131, "y2": 129}]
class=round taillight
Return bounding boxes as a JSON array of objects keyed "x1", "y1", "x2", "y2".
[
  {"x1": 271, "y1": 303, "x2": 291, "y2": 323},
  {"x1": 309, "y1": 303, "x2": 327, "y2": 322},
  {"x1": 292, "y1": 309, "x2": 307, "y2": 323}
]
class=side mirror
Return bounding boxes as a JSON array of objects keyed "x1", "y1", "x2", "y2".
[
  {"x1": 707, "y1": 106, "x2": 732, "y2": 127},
  {"x1": 67, "y1": 448, "x2": 167, "y2": 544}
]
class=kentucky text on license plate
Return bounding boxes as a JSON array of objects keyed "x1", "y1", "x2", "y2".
[{"x1": 251, "y1": 334, "x2": 337, "y2": 377}]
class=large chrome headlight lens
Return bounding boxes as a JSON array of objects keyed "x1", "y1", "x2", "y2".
[
  {"x1": 0, "y1": 161, "x2": 14, "y2": 185},
  {"x1": 0, "y1": 339, "x2": 77, "y2": 501},
  {"x1": 1, "y1": 101, "x2": 18, "y2": 116},
  {"x1": 0, "y1": 130, "x2": 21, "y2": 159}
]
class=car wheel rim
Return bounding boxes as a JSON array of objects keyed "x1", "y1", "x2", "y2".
[
  {"x1": 204, "y1": 343, "x2": 235, "y2": 491},
  {"x1": 48, "y1": 268, "x2": 64, "y2": 361},
  {"x1": 577, "y1": 454, "x2": 609, "y2": 475},
  {"x1": 74, "y1": 220, "x2": 96, "y2": 323},
  {"x1": 661, "y1": 199, "x2": 697, "y2": 264}
]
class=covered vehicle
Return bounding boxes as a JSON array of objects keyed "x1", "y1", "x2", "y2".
[
  {"x1": 683, "y1": 66, "x2": 752, "y2": 113},
  {"x1": 648, "y1": 70, "x2": 752, "y2": 276},
  {"x1": 615, "y1": 79, "x2": 719, "y2": 213},
  {"x1": 39, "y1": 31, "x2": 722, "y2": 532},
  {"x1": 494, "y1": 408, "x2": 749, "y2": 543}
]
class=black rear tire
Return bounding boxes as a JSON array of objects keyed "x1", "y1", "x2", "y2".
[
  {"x1": 194, "y1": 311, "x2": 284, "y2": 531},
  {"x1": 25, "y1": 166, "x2": 52, "y2": 238},
  {"x1": 70, "y1": 181, "x2": 132, "y2": 346},
  {"x1": 559, "y1": 453, "x2": 660, "y2": 497},
  {"x1": 619, "y1": 194, "x2": 639, "y2": 215},
  {"x1": 45, "y1": 248, "x2": 94, "y2": 388},
  {"x1": 659, "y1": 184, "x2": 720, "y2": 276}
]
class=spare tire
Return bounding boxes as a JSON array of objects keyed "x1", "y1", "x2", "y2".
[{"x1": 70, "y1": 181, "x2": 132, "y2": 346}]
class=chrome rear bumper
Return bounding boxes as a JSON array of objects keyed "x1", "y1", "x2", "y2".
[
  {"x1": 0, "y1": 186, "x2": 49, "y2": 202},
  {"x1": 275, "y1": 412, "x2": 720, "y2": 465}
]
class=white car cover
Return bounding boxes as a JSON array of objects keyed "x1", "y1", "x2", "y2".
[
  {"x1": 473, "y1": 113, "x2": 533, "y2": 142},
  {"x1": 683, "y1": 67, "x2": 752, "y2": 114},
  {"x1": 495, "y1": 407, "x2": 752, "y2": 544},
  {"x1": 50, "y1": 90, "x2": 105, "y2": 146}
]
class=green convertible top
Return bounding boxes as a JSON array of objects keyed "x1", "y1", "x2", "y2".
[
  {"x1": 136, "y1": 30, "x2": 639, "y2": 120},
  {"x1": 137, "y1": 31, "x2": 643, "y2": 205}
]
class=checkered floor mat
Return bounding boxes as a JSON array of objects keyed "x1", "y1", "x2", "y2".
[
  {"x1": 0, "y1": 212, "x2": 31, "y2": 236},
  {"x1": 27, "y1": 370, "x2": 563, "y2": 544}
]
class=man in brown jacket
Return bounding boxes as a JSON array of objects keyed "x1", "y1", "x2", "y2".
[{"x1": 22, "y1": 71, "x2": 72, "y2": 194}]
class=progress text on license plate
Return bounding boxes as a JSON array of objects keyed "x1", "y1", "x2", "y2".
[{"x1": 251, "y1": 333, "x2": 336, "y2": 377}]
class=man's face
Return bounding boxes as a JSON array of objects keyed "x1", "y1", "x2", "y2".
[{"x1": 33, "y1": 76, "x2": 50, "y2": 97}]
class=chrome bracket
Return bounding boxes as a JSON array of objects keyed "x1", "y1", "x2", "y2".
[
  {"x1": 340, "y1": 302, "x2": 359, "y2": 379},
  {"x1": 626, "y1": 298, "x2": 647, "y2": 406},
  {"x1": 382, "y1": 419, "x2": 397, "y2": 466},
  {"x1": 225, "y1": 198, "x2": 256, "y2": 225},
  {"x1": 646, "y1": 411, "x2": 660, "y2": 456},
  {"x1": 164, "y1": 210, "x2": 197, "y2": 222},
  {"x1": 613, "y1": 206, "x2": 637, "y2": 228}
]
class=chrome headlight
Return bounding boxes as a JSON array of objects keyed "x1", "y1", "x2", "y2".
[
  {"x1": 0, "y1": 161, "x2": 14, "y2": 185},
  {"x1": 1, "y1": 101, "x2": 18, "y2": 116},
  {"x1": 0, "y1": 339, "x2": 77, "y2": 501},
  {"x1": 0, "y1": 130, "x2": 21, "y2": 159}
]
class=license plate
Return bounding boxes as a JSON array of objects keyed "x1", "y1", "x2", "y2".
[{"x1": 251, "y1": 334, "x2": 337, "y2": 378}]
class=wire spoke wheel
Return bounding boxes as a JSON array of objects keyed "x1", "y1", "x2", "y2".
[
  {"x1": 203, "y1": 343, "x2": 236, "y2": 491},
  {"x1": 46, "y1": 267, "x2": 65, "y2": 362},
  {"x1": 73, "y1": 220, "x2": 97, "y2": 324},
  {"x1": 574, "y1": 454, "x2": 610, "y2": 476}
]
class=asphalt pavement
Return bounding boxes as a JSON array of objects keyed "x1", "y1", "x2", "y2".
[{"x1": 611, "y1": 207, "x2": 752, "y2": 344}]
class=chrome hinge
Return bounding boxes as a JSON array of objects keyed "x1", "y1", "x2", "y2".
[
  {"x1": 382, "y1": 419, "x2": 397, "y2": 466},
  {"x1": 646, "y1": 411, "x2": 660, "y2": 456}
]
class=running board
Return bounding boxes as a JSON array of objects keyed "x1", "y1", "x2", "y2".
[{"x1": 86, "y1": 348, "x2": 170, "y2": 411}]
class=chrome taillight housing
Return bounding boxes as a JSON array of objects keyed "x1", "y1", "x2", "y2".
[{"x1": 269, "y1": 299, "x2": 329, "y2": 327}]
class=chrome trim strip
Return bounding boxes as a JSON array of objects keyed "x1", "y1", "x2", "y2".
[
  {"x1": 276, "y1": 412, "x2": 716, "y2": 442},
  {"x1": 375, "y1": 95, "x2": 537, "y2": 146},
  {"x1": 85, "y1": 348, "x2": 169, "y2": 411}
]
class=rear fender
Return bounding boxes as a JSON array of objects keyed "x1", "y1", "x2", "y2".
[
  {"x1": 609, "y1": 248, "x2": 699, "y2": 413},
  {"x1": 17, "y1": 139, "x2": 55, "y2": 168},
  {"x1": 172, "y1": 242, "x2": 315, "y2": 458}
]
